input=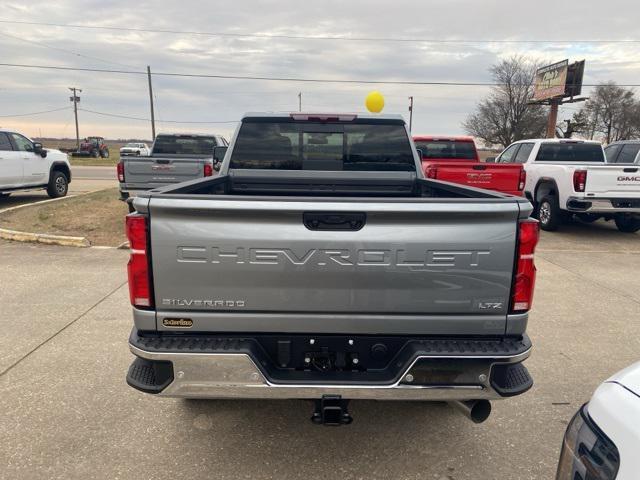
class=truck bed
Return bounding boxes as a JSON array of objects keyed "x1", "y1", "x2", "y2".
[{"x1": 142, "y1": 169, "x2": 515, "y2": 199}]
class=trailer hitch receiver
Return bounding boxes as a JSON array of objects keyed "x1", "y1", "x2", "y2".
[{"x1": 311, "y1": 395, "x2": 353, "y2": 426}]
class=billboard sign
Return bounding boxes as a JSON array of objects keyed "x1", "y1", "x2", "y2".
[
  {"x1": 564, "y1": 60, "x2": 585, "y2": 98},
  {"x1": 533, "y1": 60, "x2": 569, "y2": 101}
]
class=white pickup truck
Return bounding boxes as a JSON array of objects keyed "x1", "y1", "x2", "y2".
[
  {"x1": 496, "y1": 139, "x2": 640, "y2": 232},
  {"x1": 0, "y1": 129, "x2": 72, "y2": 199}
]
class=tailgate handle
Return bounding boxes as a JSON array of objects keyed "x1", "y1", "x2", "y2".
[
  {"x1": 623, "y1": 167, "x2": 638, "y2": 173},
  {"x1": 155, "y1": 159, "x2": 171, "y2": 164},
  {"x1": 303, "y1": 212, "x2": 366, "y2": 231},
  {"x1": 472, "y1": 165, "x2": 487, "y2": 170}
]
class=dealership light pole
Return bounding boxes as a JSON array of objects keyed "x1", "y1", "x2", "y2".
[
  {"x1": 68, "y1": 87, "x2": 82, "y2": 149},
  {"x1": 147, "y1": 66, "x2": 156, "y2": 140},
  {"x1": 408, "y1": 96, "x2": 414, "y2": 132}
]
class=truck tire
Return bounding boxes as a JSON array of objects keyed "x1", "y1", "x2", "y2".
[
  {"x1": 537, "y1": 195, "x2": 562, "y2": 231},
  {"x1": 614, "y1": 214, "x2": 640, "y2": 233},
  {"x1": 101, "y1": 148, "x2": 110, "y2": 158},
  {"x1": 92, "y1": 149, "x2": 99, "y2": 158},
  {"x1": 47, "y1": 171, "x2": 69, "y2": 198}
]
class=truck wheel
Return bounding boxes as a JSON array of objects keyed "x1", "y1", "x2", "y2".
[
  {"x1": 92, "y1": 149, "x2": 99, "y2": 158},
  {"x1": 614, "y1": 214, "x2": 640, "y2": 233},
  {"x1": 537, "y1": 195, "x2": 561, "y2": 231},
  {"x1": 47, "y1": 171, "x2": 69, "y2": 198},
  {"x1": 101, "y1": 148, "x2": 110, "y2": 158}
]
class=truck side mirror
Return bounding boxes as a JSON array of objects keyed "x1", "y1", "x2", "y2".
[
  {"x1": 33, "y1": 142, "x2": 47, "y2": 158},
  {"x1": 213, "y1": 146, "x2": 228, "y2": 163},
  {"x1": 485, "y1": 156, "x2": 496, "y2": 163}
]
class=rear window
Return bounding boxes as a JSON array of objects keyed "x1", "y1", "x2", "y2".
[
  {"x1": 535, "y1": 143, "x2": 605, "y2": 162},
  {"x1": 229, "y1": 121, "x2": 415, "y2": 171},
  {"x1": 414, "y1": 140, "x2": 477, "y2": 160},
  {"x1": 616, "y1": 144, "x2": 640, "y2": 163},
  {"x1": 152, "y1": 135, "x2": 216, "y2": 155},
  {"x1": 605, "y1": 144, "x2": 622, "y2": 162}
]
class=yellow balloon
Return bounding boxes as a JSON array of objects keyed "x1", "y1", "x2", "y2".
[{"x1": 365, "y1": 91, "x2": 385, "y2": 113}]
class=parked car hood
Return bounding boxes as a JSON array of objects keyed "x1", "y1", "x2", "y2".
[{"x1": 606, "y1": 360, "x2": 640, "y2": 396}]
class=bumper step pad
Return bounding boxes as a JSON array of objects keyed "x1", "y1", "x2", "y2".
[
  {"x1": 126, "y1": 357, "x2": 173, "y2": 394},
  {"x1": 490, "y1": 362, "x2": 533, "y2": 397}
]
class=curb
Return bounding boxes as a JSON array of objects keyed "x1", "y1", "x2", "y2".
[
  {"x1": 0, "y1": 227, "x2": 90, "y2": 247},
  {"x1": 0, "y1": 191, "x2": 106, "y2": 248}
]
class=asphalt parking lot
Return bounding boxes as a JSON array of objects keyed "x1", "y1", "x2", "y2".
[{"x1": 1, "y1": 221, "x2": 639, "y2": 480}]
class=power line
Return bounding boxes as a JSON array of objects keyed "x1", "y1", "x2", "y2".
[
  {"x1": 0, "y1": 62, "x2": 493, "y2": 84},
  {"x1": 0, "y1": 30, "x2": 138, "y2": 69},
  {"x1": 2, "y1": 62, "x2": 640, "y2": 87},
  {"x1": 0, "y1": 106, "x2": 71, "y2": 117},
  {"x1": 0, "y1": 19, "x2": 638, "y2": 44},
  {"x1": 78, "y1": 107, "x2": 239, "y2": 124}
]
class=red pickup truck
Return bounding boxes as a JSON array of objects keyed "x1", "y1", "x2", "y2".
[{"x1": 413, "y1": 136, "x2": 525, "y2": 196}]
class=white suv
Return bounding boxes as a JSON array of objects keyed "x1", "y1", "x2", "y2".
[{"x1": 0, "y1": 130, "x2": 71, "y2": 199}]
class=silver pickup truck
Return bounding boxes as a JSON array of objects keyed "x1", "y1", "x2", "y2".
[
  {"x1": 117, "y1": 133, "x2": 228, "y2": 202},
  {"x1": 125, "y1": 113, "x2": 539, "y2": 425}
]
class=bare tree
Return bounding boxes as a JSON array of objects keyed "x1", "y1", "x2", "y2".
[
  {"x1": 572, "y1": 82, "x2": 640, "y2": 143},
  {"x1": 463, "y1": 56, "x2": 547, "y2": 148}
]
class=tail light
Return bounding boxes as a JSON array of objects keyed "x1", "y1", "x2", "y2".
[
  {"x1": 126, "y1": 214, "x2": 153, "y2": 308},
  {"x1": 425, "y1": 166, "x2": 438, "y2": 179},
  {"x1": 511, "y1": 219, "x2": 539, "y2": 313},
  {"x1": 204, "y1": 163, "x2": 213, "y2": 177},
  {"x1": 518, "y1": 169, "x2": 526, "y2": 191},
  {"x1": 573, "y1": 170, "x2": 587, "y2": 192},
  {"x1": 117, "y1": 162, "x2": 125, "y2": 182}
]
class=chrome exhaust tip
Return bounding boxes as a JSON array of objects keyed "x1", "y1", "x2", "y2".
[{"x1": 450, "y1": 400, "x2": 492, "y2": 424}]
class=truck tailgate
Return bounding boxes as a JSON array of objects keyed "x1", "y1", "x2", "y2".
[
  {"x1": 124, "y1": 157, "x2": 204, "y2": 186},
  {"x1": 425, "y1": 162, "x2": 523, "y2": 195},
  {"x1": 585, "y1": 165, "x2": 640, "y2": 197},
  {"x1": 148, "y1": 197, "x2": 521, "y2": 334}
]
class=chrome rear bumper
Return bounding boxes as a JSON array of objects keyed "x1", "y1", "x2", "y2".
[
  {"x1": 566, "y1": 197, "x2": 640, "y2": 213},
  {"x1": 128, "y1": 341, "x2": 532, "y2": 401}
]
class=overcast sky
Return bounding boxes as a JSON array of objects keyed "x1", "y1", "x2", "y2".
[{"x1": 1, "y1": 0, "x2": 639, "y2": 140}]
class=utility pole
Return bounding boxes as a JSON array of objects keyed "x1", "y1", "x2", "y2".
[
  {"x1": 147, "y1": 66, "x2": 156, "y2": 140},
  {"x1": 298, "y1": 92, "x2": 302, "y2": 112},
  {"x1": 408, "y1": 96, "x2": 414, "y2": 132},
  {"x1": 68, "y1": 87, "x2": 82, "y2": 149}
]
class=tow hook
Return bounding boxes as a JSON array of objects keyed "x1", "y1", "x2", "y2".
[{"x1": 311, "y1": 395, "x2": 353, "y2": 426}]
